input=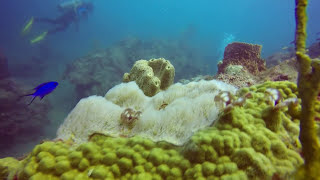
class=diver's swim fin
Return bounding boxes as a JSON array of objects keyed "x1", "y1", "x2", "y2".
[
  {"x1": 30, "y1": 31, "x2": 48, "y2": 44},
  {"x1": 21, "y1": 17, "x2": 34, "y2": 36}
]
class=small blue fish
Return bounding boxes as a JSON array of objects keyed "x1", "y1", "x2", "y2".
[{"x1": 21, "y1": 81, "x2": 58, "y2": 105}]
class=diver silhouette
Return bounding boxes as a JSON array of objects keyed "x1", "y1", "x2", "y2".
[
  {"x1": 36, "y1": 1, "x2": 93, "y2": 34},
  {"x1": 23, "y1": 0, "x2": 94, "y2": 44}
]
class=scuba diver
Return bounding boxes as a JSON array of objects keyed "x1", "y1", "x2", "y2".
[{"x1": 22, "y1": 0, "x2": 94, "y2": 44}]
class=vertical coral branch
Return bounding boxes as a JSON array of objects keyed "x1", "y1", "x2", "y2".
[{"x1": 295, "y1": 0, "x2": 320, "y2": 178}]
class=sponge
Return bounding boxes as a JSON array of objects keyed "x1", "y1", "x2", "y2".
[{"x1": 123, "y1": 58, "x2": 175, "y2": 96}]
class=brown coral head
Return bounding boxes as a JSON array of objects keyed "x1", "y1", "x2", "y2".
[{"x1": 120, "y1": 108, "x2": 142, "y2": 127}]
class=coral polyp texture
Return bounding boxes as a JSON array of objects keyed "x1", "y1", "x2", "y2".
[
  {"x1": 0, "y1": 81, "x2": 304, "y2": 180},
  {"x1": 57, "y1": 80, "x2": 237, "y2": 146},
  {"x1": 123, "y1": 58, "x2": 175, "y2": 97},
  {"x1": 218, "y1": 42, "x2": 266, "y2": 75}
]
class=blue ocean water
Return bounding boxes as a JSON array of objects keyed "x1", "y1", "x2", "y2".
[{"x1": 0, "y1": 0, "x2": 319, "y2": 157}]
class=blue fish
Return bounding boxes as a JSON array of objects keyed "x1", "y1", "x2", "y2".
[{"x1": 22, "y1": 81, "x2": 58, "y2": 105}]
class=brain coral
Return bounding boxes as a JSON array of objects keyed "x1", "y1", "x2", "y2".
[
  {"x1": 57, "y1": 80, "x2": 237, "y2": 146},
  {"x1": 0, "y1": 81, "x2": 304, "y2": 180},
  {"x1": 123, "y1": 58, "x2": 175, "y2": 96}
]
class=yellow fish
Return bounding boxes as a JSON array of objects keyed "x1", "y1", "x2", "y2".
[
  {"x1": 30, "y1": 31, "x2": 48, "y2": 44},
  {"x1": 21, "y1": 17, "x2": 34, "y2": 36}
]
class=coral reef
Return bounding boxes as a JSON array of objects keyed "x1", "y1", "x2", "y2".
[
  {"x1": 209, "y1": 53, "x2": 298, "y2": 88},
  {"x1": 217, "y1": 42, "x2": 266, "y2": 75},
  {"x1": 63, "y1": 37, "x2": 208, "y2": 98},
  {"x1": 57, "y1": 80, "x2": 237, "y2": 146},
  {"x1": 123, "y1": 58, "x2": 175, "y2": 96},
  {"x1": 0, "y1": 81, "x2": 304, "y2": 180},
  {"x1": 0, "y1": 78, "x2": 51, "y2": 157}
]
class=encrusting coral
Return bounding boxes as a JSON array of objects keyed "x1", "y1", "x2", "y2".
[
  {"x1": 123, "y1": 58, "x2": 175, "y2": 97},
  {"x1": 0, "y1": 81, "x2": 305, "y2": 179}
]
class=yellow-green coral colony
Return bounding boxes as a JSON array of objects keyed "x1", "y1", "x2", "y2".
[{"x1": 0, "y1": 81, "x2": 306, "y2": 179}]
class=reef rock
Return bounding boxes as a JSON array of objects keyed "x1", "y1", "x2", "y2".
[
  {"x1": 218, "y1": 42, "x2": 266, "y2": 75},
  {"x1": 0, "y1": 78, "x2": 51, "y2": 157},
  {"x1": 123, "y1": 58, "x2": 175, "y2": 96}
]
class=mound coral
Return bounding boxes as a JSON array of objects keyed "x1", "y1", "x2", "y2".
[
  {"x1": 0, "y1": 81, "x2": 304, "y2": 180},
  {"x1": 57, "y1": 80, "x2": 237, "y2": 145},
  {"x1": 123, "y1": 58, "x2": 175, "y2": 97}
]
